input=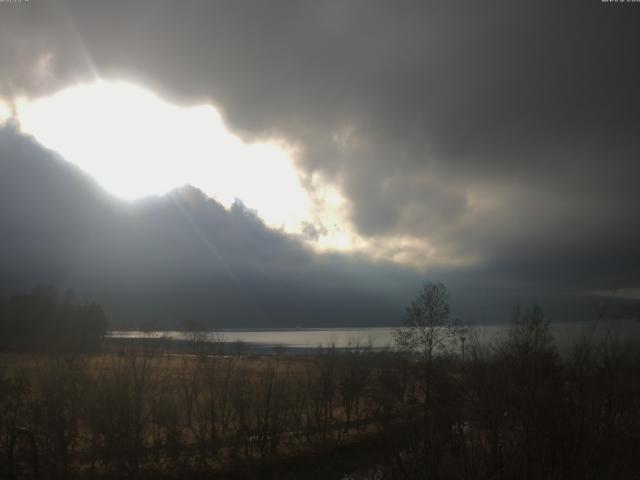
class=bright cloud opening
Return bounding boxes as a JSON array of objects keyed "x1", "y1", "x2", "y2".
[
  {"x1": 0, "y1": 99, "x2": 11, "y2": 126},
  {"x1": 15, "y1": 80, "x2": 312, "y2": 232},
  {"x1": 10, "y1": 80, "x2": 453, "y2": 267}
]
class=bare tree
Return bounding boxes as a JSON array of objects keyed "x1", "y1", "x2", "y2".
[
  {"x1": 394, "y1": 282, "x2": 458, "y2": 361},
  {"x1": 182, "y1": 319, "x2": 208, "y2": 355}
]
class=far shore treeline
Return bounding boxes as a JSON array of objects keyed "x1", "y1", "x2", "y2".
[{"x1": 0, "y1": 287, "x2": 109, "y2": 351}]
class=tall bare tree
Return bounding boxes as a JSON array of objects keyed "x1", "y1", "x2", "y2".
[{"x1": 394, "y1": 282, "x2": 457, "y2": 361}]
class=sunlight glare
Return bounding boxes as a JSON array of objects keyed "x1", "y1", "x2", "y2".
[
  {"x1": 0, "y1": 99, "x2": 11, "y2": 126},
  {"x1": 11, "y1": 80, "x2": 431, "y2": 261},
  {"x1": 15, "y1": 81, "x2": 311, "y2": 232}
]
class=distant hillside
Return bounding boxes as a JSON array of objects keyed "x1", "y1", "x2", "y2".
[
  {"x1": 0, "y1": 127, "x2": 413, "y2": 328},
  {"x1": 3, "y1": 127, "x2": 637, "y2": 329}
]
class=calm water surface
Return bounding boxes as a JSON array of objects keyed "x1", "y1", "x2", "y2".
[{"x1": 109, "y1": 319, "x2": 639, "y2": 353}]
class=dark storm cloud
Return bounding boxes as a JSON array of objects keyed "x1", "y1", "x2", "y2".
[
  {"x1": 0, "y1": 127, "x2": 422, "y2": 327},
  {"x1": 1, "y1": 0, "x2": 640, "y2": 293}
]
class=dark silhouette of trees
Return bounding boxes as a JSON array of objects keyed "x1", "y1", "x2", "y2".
[
  {"x1": 392, "y1": 282, "x2": 463, "y2": 478},
  {"x1": 0, "y1": 315, "x2": 636, "y2": 479},
  {"x1": 181, "y1": 319, "x2": 209, "y2": 355},
  {"x1": 0, "y1": 284, "x2": 637, "y2": 479},
  {"x1": 0, "y1": 287, "x2": 109, "y2": 351}
]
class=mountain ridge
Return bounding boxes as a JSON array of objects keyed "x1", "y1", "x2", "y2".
[{"x1": 0, "y1": 127, "x2": 410, "y2": 328}]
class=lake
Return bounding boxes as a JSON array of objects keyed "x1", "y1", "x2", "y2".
[{"x1": 109, "y1": 318, "x2": 639, "y2": 354}]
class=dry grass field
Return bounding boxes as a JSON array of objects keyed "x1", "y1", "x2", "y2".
[{"x1": 1, "y1": 318, "x2": 639, "y2": 479}]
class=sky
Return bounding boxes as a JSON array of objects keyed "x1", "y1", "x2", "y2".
[{"x1": 1, "y1": 0, "x2": 640, "y2": 323}]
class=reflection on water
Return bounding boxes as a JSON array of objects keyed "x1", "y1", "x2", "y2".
[{"x1": 109, "y1": 319, "x2": 639, "y2": 353}]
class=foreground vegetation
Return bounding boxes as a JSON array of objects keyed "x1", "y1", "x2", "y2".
[{"x1": 0, "y1": 311, "x2": 638, "y2": 479}]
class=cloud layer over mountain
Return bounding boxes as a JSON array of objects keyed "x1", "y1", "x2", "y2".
[
  {"x1": 0, "y1": 127, "x2": 427, "y2": 327},
  {"x1": 1, "y1": 1, "x2": 640, "y2": 313}
]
